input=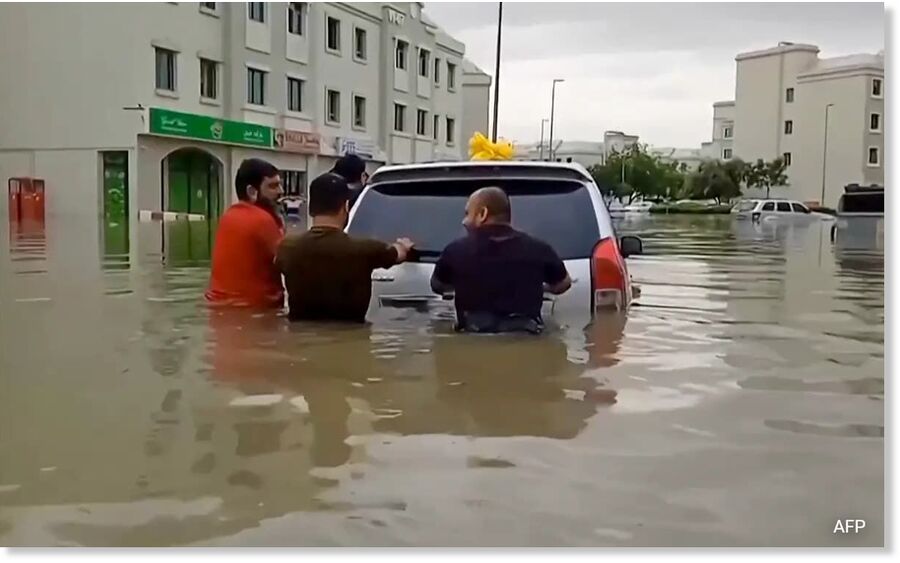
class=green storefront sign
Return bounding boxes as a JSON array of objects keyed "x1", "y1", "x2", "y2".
[{"x1": 149, "y1": 108, "x2": 273, "y2": 148}]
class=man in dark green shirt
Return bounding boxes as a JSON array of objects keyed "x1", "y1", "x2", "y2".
[{"x1": 277, "y1": 173, "x2": 414, "y2": 322}]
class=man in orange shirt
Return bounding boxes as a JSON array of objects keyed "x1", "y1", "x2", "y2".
[{"x1": 206, "y1": 158, "x2": 285, "y2": 308}]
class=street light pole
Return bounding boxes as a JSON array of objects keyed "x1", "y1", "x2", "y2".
[
  {"x1": 548, "y1": 78, "x2": 564, "y2": 160},
  {"x1": 820, "y1": 103, "x2": 834, "y2": 206},
  {"x1": 539, "y1": 118, "x2": 549, "y2": 160},
  {"x1": 490, "y1": 2, "x2": 503, "y2": 142}
]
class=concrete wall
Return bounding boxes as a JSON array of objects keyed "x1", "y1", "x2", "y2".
[{"x1": 793, "y1": 74, "x2": 868, "y2": 206}]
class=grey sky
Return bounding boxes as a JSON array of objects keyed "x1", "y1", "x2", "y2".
[{"x1": 423, "y1": 2, "x2": 885, "y2": 148}]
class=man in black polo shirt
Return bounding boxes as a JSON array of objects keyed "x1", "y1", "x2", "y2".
[{"x1": 431, "y1": 186, "x2": 572, "y2": 334}]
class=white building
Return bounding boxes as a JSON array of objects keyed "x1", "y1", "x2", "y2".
[
  {"x1": 0, "y1": 2, "x2": 484, "y2": 230},
  {"x1": 702, "y1": 42, "x2": 884, "y2": 206},
  {"x1": 460, "y1": 59, "x2": 492, "y2": 156},
  {"x1": 514, "y1": 131, "x2": 639, "y2": 168},
  {"x1": 649, "y1": 147, "x2": 704, "y2": 171}
]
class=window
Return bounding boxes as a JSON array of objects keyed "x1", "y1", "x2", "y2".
[
  {"x1": 417, "y1": 109, "x2": 428, "y2": 136},
  {"x1": 791, "y1": 202, "x2": 810, "y2": 214},
  {"x1": 200, "y1": 58, "x2": 217, "y2": 99},
  {"x1": 870, "y1": 113, "x2": 881, "y2": 132},
  {"x1": 776, "y1": 201, "x2": 791, "y2": 212},
  {"x1": 395, "y1": 39, "x2": 408, "y2": 70},
  {"x1": 354, "y1": 27, "x2": 367, "y2": 61},
  {"x1": 347, "y1": 181, "x2": 602, "y2": 261},
  {"x1": 288, "y1": 3, "x2": 305, "y2": 36},
  {"x1": 326, "y1": 16, "x2": 341, "y2": 52},
  {"x1": 282, "y1": 170, "x2": 306, "y2": 198},
  {"x1": 761, "y1": 201, "x2": 775, "y2": 212},
  {"x1": 418, "y1": 48, "x2": 430, "y2": 77},
  {"x1": 785, "y1": 87, "x2": 794, "y2": 103},
  {"x1": 872, "y1": 78, "x2": 882, "y2": 98},
  {"x1": 200, "y1": 2, "x2": 216, "y2": 12},
  {"x1": 868, "y1": 147, "x2": 880, "y2": 166},
  {"x1": 353, "y1": 95, "x2": 366, "y2": 128},
  {"x1": 247, "y1": 67, "x2": 266, "y2": 105},
  {"x1": 447, "y1": 62, "x2": 457, "y2": 90},
  {"x1": 782, "y1": 152, "x2": 792, "y2": 166},
  {"x1": 434, "y1": 57, "x2": 441, "y2": 85},
  {"x1": 723, "y1": 126, "x2": 732, "y2": 139},
  {"x1": 446, "y1": 117, "x2": 455, "y2": 144},
  {"x1": 248, "y1": 2, "x2": 265, "y2": 23},
  {"x1": 433, "y1": 114, "x2": 439, "y2": 140},
  {"x1": 155, "y1": 48, "x2": 177, "y2": 92},
  {"x1": 287, "y1": 77, "x2": 304, "y2": 112},
  {"x1": 393, "y1": 103, "x2": 407, "y2": 132},
  {"x1": 326, "y1": 89, "x2": 340, "y2": 123},
  {"x1": 784, "y1": 120, "x2": 793, "y2": 135},
  {"x1": 723, "y1": 148, "x2": 733, "y2": 159}
]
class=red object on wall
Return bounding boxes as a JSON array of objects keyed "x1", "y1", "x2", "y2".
[{"x1": 8, "y1": 178, "x2": 45, "y2": 223}]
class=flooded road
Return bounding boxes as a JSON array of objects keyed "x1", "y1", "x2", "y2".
[{"x1": 0, "y1": 212, "x2": 883, "y2": 547}]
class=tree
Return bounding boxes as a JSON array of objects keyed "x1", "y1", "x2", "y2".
[
  {"x1": 588, "y1": 144, "x2": 688, "y2": 204},
  {"x1": 689, "y1": 159, "x2": 744, "y2": 204},
  {"x1": 746, "y1": 158, "x2": 788, "y2": 199}
]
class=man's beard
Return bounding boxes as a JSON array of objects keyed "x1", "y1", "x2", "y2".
[{"x1": 255, "y1": 196, "x2": 283, "y2": 226}]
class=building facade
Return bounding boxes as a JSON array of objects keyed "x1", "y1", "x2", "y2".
[
  {"x1": 515, "y1": 131, "x2": 640, "y2": 168},
  {"x1": 0, "y1": 2, "x2": 483, "y2": 237},
  {"x1": 701, "y1": 42, "x2": 884, "y2": 206},
  {"x1": 460, "y1": 59, "x2": 492, "y2": 155}
]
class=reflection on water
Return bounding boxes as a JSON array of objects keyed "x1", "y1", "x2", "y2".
[{"x1": 0, "y1": 212, "x2": 883, "y2": 547}]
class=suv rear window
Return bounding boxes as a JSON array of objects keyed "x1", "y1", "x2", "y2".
[{"x1": 348, "y1": 179, "x2": 602, "y2": 261}]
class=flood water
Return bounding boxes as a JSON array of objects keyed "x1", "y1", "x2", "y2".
[{"x1": 0, "y1": 211, "x2": 884, "y2": 547}]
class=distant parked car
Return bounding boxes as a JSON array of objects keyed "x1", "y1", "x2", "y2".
[{"x1": 731, "y1": 199, "x2": 832, "y2": 222}]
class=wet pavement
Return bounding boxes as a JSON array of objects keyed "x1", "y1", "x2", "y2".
[{"x1": 0, "y1": 211, "x2": 884, "y2": 547}]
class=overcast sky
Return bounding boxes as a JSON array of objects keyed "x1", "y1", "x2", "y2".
[{"x1": 423, "y1": 2, "x2": 885, "y2": 148}]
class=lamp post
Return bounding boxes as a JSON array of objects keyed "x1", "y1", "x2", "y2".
[
  {"x1": 820, "y1": 103, "x2": 834, "y2": 206},
  {"x1": 548, "y1": 78, "x2": 564, "y2": 160},
  {"x1": 491, "y1": 2, "x2": 503, "y2": 142},
  {"x1": 539, "y1": 118, "x2": 549, "y2": 160}
]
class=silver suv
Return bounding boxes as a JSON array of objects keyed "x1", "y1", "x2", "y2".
[{"x1": 346, "y1": 161, "x2": 642, "y2": 327}]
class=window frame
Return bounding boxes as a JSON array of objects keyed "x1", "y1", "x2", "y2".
[
  {"x1": 325, "y1": 15, "x2": 341, "y2": 54},
  {"x1": 722, "y1": 148, "x2": 733, "y2": 160},
  {"x1": 353, "y1": 94, "x2": 367, "y2": 130},
  {"x1": 782, "y1": 152, "x2": 792, "y2": 166},
  {"x1": 417, "y1": 47, "x2": 431, "y2": 78},
  {"x1": 775, "y1": 201, "x2": 791, "y2": 213},
  {"x1": 393, "y1": 102, "x2": 407, "y2": 133},
  {"x1": 434, "y1": 57, "x2": 441, "y2": 86},
  {"x1": 785, "y1": 87, "x2": 794, "y2": 103},
  {"x1": 325, "y1": 88, "x2": 341, "y2": 125},
  {"x1": 247, "y1": 66, "x2": 267, "y2": 106},
  {"x1": 416, "y1": 108, "x2": 428, "y2": 137},
  {"x1": 790, "y1": 202, "x2": 810, "y2": 214},
  {"x1": 287, "y1": 2, "x2": 306, "y2": 36},
  {"x1": 447, "y1": 61, "x2": 457, "y2": 90},
  {"x1": 432, "y1": 114, "x2": 440, "y2": 141},
  {"x1": 155, "y1": 47, "x2": 178, "y2": 93},
  {"x1": 353, "y1": 26, "x2": 368, "y2": 62},
  {"x1": 761, "y1": 201, "x2": 776, "y2": 212},
  {"x1": 287, "y1": 76, "x2": 304, "y2": 113},
  {"x1": 248, "y1": 2, "x2": 266, "y2": 23},
  {"x1": 870, "y1": 112, "x2": 882, "y2": 133},
  {"x1": 872, "y1": 78, "x2": 883, "y2": 99},
  {"x1": 199, "y1": 2, "x2": 218, "y2": 17},
  {"x1": 445, "y1": 116, "x2": 456, "y2": 145},
  {"x1": 723, "y1": 126, "x2": 732, "y2": 139},
  {"x1": 784, "y1": 120, "x2": 793, "y2": 135},
  {"x1": 199, "y1": 57, "x2": 218, "y2": 101},
  {"x1": 395, "y1": 38, "x2": 409, "y2": 70},
  {"x1": 867, "y1": 146, "x2": 880, "y2": 167}
]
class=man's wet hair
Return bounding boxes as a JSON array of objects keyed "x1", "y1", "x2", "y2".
[
  {"x1": 331, "y1": 154, "x2": 367, "y2": 184},
  {"x1": 309, "y1": 173, "x2": 351, "y2": 216},
  {"x1": 472, "y1": 186, "x2": 511, "y2": 222},
  {"x1": 235, "y1": 158, "x2": 279, "y2": 201}
]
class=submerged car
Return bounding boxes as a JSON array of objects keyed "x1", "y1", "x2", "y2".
[
  {"x1": 831, "y1": 184, "x2": 884, "y2": 251},
  {"x1": 731, "y1": 198, "x2": 832, "y2": 222},
  {"x1": 346, "y1": 161, "x2": 643, "y2": 326}
]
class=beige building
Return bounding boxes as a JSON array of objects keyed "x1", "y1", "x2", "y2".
[
  {"x1": 460, "y1": 59, "x2": 492, "y2": 156},
  {"x1": 513, "y1": 131, "x2": 639, "y2": 168},
  {"x1": 0, "y1": 2, "x2": 484, "y2": 238},
  {"x1": 706, "y1": 42, "x2": 884, "y2": 206}
]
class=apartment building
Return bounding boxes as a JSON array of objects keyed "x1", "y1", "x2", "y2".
[
  {"x1": 700, "y1": 43, "x2": 884, "y2": 206},
  {"x1": 0, "y1": 2, "x2": 485, "y2": 232}
]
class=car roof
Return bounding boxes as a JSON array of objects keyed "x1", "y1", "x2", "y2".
[{"x1": 370, "y1": 160, "x2": 594, "y2": 183}]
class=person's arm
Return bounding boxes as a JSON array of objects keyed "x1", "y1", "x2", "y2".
[
  {"x1": 360, "y1": 237, "x2": 413, "y2": 270},
  {"x1": 543, "y1": 244, "x2": 572, "y2": 295},
  {"x1": 430, "y1": 245, "x2": 454, "y2": 295}
]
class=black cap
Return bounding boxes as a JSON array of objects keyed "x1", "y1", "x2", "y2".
[
  {"x1": 331, "y1": 154, "x2": 366, "y2": 183},
  {"x1": 309, "y1": 173, "x2": 351, "y2": 216}
]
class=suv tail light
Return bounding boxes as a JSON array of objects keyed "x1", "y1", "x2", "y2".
[{"x1": 591, "y1": 237, "x2": 627, "y2": 311}]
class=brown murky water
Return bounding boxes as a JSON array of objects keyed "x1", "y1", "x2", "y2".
[{"x1": 0, "y1": 212, "x2": 884, "y2": 547}]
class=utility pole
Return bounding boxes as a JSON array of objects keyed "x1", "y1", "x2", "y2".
[
  {"x1": 539, "y1": 118, "x2": 548, "y2": 160},
  {"x1": 491, "y1": 2, "x2": 503, "y2": 142},
  {"x1": 820, "y1": 103, "x2": 834, "y2": 206},
  {"x1": 548, "y1": 78, "x2": 564, "y2": 160}
]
